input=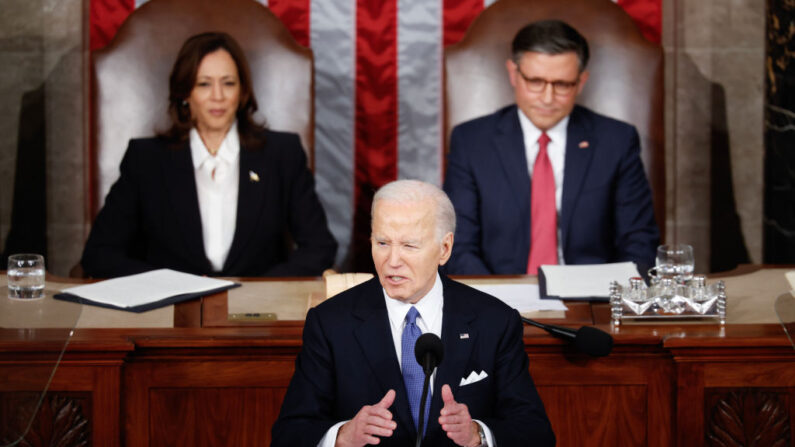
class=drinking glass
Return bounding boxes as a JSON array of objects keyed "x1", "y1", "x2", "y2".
[
  {"x1": 7, "y1": 253, "x2": 45, "y2": 299},
  {"x1": 655, "y1": 244, "x2": 694, "y2": 283}
]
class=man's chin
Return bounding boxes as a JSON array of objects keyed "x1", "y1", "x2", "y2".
[
  {"x1": 528, "y1": 110, "x2": 564, "y2": 128},
  {"x1": 530, "y1": 117, "x2": 561, "y2": 130},
  {"x1": 384, "y1": 285, "x2": 415, "y2": 303},
  {"x1": 385, "y1": 288, "x2": 407, "y2": 302}
]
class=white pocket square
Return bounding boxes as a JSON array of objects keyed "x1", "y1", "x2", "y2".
[{"x1": 459, "y1": 370, "x2": 488, "y2": 386}]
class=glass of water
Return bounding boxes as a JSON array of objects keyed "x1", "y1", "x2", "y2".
[
  {"x1": 7, "y1": 253, "x2": 45, "y2": 299},
  {"x1": 655, "y1": 244, "x2": 694, "y2": 283}
]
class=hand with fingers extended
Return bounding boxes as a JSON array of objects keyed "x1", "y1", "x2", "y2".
[
  {"x1": 335, "y1": 389, "x2": 397, "y2": 447},
  {"x1": 439, "y1": 384, "x2": 482, "y2": 447}
]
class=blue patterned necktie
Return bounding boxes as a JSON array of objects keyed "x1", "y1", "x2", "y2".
[{"x1": 401, "y1": 306, "x2": 431, "y2": 436}]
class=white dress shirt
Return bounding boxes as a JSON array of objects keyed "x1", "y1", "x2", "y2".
[
  {"x1": 318, "y1": 274, "x2": 495, "y2": 446},
  {"x1": 518, "y1": 109, "x2": 569, "y2": 264},
  {"x1": 190, "y1": 122, "x2": 240, "y2": 272}
]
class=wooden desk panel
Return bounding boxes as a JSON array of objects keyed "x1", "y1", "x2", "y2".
[
  {"x1": 125, "y1": 357, "x2": 295, "y2": 446},
  {"x1": 3, "y1": 268, "x2": 795, "y2": 446},
  {"x1": 0, "y1": 346, "x2": 129, "y2": 445},
  {"x1": 2, "y1": 324, "x2": 793, "y2": 446},
  {"x1": 531, "y1": 348, "x2": 674, "y2": 447}
]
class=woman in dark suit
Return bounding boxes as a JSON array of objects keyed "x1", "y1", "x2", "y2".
[{"x1": 81, "y1": 32, "x2": 337, "y2": 278}]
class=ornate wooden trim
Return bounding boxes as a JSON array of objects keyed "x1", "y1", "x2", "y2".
[
  {"x1": 706, "y1": 388, "x2": 790, "y2": 446},
  {"x1": 0, "y1": 393, "x2": 90, "y2": 446}
]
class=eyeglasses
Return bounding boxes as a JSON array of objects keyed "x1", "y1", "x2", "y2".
[{"x1": 515, "y1": 66, "x2": 579, "y2": 96}]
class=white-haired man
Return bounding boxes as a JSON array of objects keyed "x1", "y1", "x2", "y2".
[{"x1": 273, "y1": 180, "x2": 554, "y2": 447}]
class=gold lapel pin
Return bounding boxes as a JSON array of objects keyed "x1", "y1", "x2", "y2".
[
  {"x1": 249, "y1": 170, "x2": 260, "y2": 182},
  {"x1": 579, "y1": 141, "x2": 589, "y2": 149}
]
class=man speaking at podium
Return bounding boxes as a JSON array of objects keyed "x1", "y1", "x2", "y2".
[{"x1": 272, "y1": 180, "x2": 554, "y2": 446}]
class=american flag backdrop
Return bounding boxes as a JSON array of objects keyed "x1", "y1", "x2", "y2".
[{"x1": 90, "y1": 0, "x2": 661, "y2": 270}]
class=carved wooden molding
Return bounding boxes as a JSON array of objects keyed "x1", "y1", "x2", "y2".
[
  {"x1": 0, "y1": 393, "x2": 89, "y2": 446},
  {"x1": 706, "y1": 388, "x2": 790, "y2": 446}
]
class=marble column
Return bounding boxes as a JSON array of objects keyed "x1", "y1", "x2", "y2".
[
  {"x1": 666, "y1": 0, "x2": 764, "y2": 272},
  {"x1": 0, "y1": 0, "x2": 86, "y2": 276}
]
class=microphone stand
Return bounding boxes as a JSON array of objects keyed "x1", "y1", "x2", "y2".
[
  {"x1": 415, "y1": 368, "x2": 431, "y2": 447},
  {"x1": 522, "y1": 316, "x2": 577, "y2": 338},
  {"x1": 413, "y1": 333, "x2": 443, "y2": 447},
  {"x1": 521, "y1": 316, "x2": 614, "y2": 357}
]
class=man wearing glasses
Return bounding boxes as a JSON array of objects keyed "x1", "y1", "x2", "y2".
[{"x1": 443, "y1": 19, "x2": 659, "y2": 276}]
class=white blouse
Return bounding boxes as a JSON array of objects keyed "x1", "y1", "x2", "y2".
[{"x1": 189, "y1": 122, "x2": 240, "y2": 272}]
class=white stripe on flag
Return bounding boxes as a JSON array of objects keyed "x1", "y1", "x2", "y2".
[
  {"x1": 312, "y1": 0, "x2": 356, "y2": 267},
  {"x1": 134, "y1": 0, "x2": 149, "y2": 8},
  {"x1": 397, "y1": 0, "x2": 443, "y2": 186},
  {"x1": 484, "y1": 0, "x2": 498, "y2": 7}
]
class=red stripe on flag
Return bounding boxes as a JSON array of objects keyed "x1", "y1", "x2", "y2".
[
  {"x1": 443, "y1": 0, "x2": 484, "y2": 46},
  {"x1": 268, "y1": 0, "x2": 311, "y2": 47},
  {"x1": 616, "y1": 0, "x2": 662, "y2": 44},
  {"x1": 90, "y1": 0, "x2": 135, "y2": 50},
  {"x1": 352, "y1": 0, "x2": 398, "y2": 271}
]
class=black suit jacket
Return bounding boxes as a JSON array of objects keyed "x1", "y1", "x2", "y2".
[
  {"x1": 271, "y1": 275, "x2": 555, "y2": 446},
  {"x1": 444, "y1": 105, "x2": 659, "y2": 275},
  {"x1": 81, "y1": 129, "x2": 337, "y2": 278}
]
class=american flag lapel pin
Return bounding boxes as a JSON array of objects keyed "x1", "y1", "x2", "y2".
[
  {"x1": 459, "y1": 333, "x2": 469, "y2": 339},
  {"x1": 579, "y1": 140, "x2": 589, "y2": 149},
  {"x1": 249, "y1": 170, "x2": 260, "y2": 182}
]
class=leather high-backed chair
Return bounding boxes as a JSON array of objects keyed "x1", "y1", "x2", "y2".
[
  {"x1": 91, "y1": 0, "x2": 313, "y2": 217},
  {"x1": 444, "y1": 0, "x2": 664, "y2": 229}
]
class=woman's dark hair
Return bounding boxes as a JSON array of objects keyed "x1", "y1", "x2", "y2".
[{"x1": 160, "y1": 32, "x2": 265, "y2": 145}]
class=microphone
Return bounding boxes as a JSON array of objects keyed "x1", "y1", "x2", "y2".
[
  {"x1": 415, "y1": 332, "x2": 444, "y2": 374},
  {"x1": 414, "y1": 333, "x2": 443, "y2": 447},
  {"x1": 521, "y1": 317, "x2": 613, "y2": 357}
]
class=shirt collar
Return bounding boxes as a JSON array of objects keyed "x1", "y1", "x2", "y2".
[
  {"x1": 517, "y1": 108, "x2": 570, "y2": 147},
  {"x1": 190, "y1": 121, "x2": 240, "y2": 169},
  {"x1": 383, "y1": 272, "x2": 444, "y2": 334}
]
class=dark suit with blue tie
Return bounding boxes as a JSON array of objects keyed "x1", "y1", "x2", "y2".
[
  {"x1": 271, "y1": 275, "x2": 555, "y2": 446},
  {"x1": 443, "y1": 104, "x2": 659, "y2": 275},
  {"x1": 81, "y1": 129, "x2": 337, "y2": 278}
]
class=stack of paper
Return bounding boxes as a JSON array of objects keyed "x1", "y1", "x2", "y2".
[
  {"x1": 55, "y1": 269, "x2": 239, "y2": 312},
  {"x1": 468, "y1": 283, "x2": 567, "y2": 312},
  {"x1": 539, "y1": 262, "x2": 640, "y2": 301}
]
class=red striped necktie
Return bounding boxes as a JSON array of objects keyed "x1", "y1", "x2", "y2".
[{"x1": 527, "y1": 132, "x2": 558, "y2": 274}]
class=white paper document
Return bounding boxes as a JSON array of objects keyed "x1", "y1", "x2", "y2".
[
  {"x1": 540, "y1": 262, "x2": 640, "y2": 298},
  {"x1": 60, "y1": 269, "x2": 237, "y2": 308},
  {"x1": 468, "y1": 283, "x2": 567, "y2": 312}
]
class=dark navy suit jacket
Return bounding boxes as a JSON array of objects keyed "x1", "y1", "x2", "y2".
[
  {"x1": 271, "y1": 275, "x2": 555, "y2": 446},
  {"x1": 443, "y1": 105, "x2": 659, "y2": 275},
  {"x1": 81, "y1": 129, "x2": 337, "y2": 278}
]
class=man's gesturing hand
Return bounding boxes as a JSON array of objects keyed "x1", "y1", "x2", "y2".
[
  {"x1": 439, "y1": 384, "x2": 481, "y2": 447},
  {"x1": 336, "y1": 389, "x2": 397, "y2": 447}
]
